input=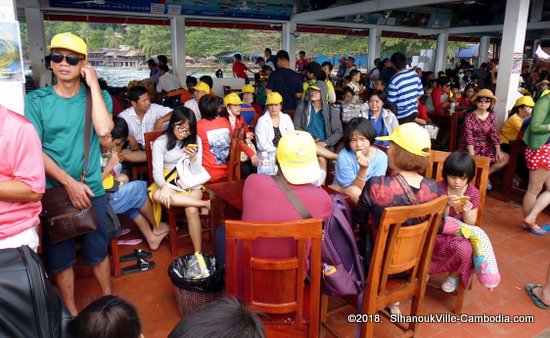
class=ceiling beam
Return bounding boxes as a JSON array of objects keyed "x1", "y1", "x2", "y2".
[
  {"x1": 303, "y1": 20, "x2": 439, "y2": 35},
  {"x1": 291, "y1": 0, "x2": 455, "y2": 23},
  {"x1": 447, "y1": 20, "x2": 550, "y2": 35}
]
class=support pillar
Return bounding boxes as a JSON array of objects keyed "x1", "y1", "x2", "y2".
[
  {"x1": 171, "y1": 16, "x2": 186, "y2": 85},
  {"x1": 25, "y1": 4, "x2": 46, "y2": 88},
  {"x1": 282, "y1": 22, "x2": 297, "y2": 69},
  {"x1": 434, "y1": 32, "x2": 448, "y2": 74},
  {"x1": 368, "y1": 27, "x2": 381, "y2": 70},
  {"x1": 494, "y1": 0, "x2": 529, "y2": 127},
  {"x1": 478, "y1": 36, "x2": 490, "y2": 66}
]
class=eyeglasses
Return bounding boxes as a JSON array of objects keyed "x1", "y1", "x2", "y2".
[
  {"x1": 477, "y1": 97, "x2": 492, "y2": 103},
  {"x1": 50, "y1": 53, "x2": 85, "y2": 66},
  {"x1": 174, "y1": 124, "x2": 191, "y2": 134}
]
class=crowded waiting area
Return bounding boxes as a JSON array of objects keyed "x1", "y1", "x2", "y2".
[{"x1": 2, "y1": 0, "x2": 550, "y2": 337}]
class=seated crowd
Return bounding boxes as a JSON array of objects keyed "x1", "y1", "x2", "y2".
[{"x1": 3, "y1": 31, "x2": 549, "y2": 336}]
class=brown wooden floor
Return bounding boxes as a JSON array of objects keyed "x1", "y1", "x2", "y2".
[{"x1": 73, "y1": 193, "x2": 550, "y2": 338}]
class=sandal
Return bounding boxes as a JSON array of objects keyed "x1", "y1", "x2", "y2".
[
  {"x1": 387, "y1": 302, "x2": 401, "y2": 315},
  {"x1": 120, "y1": 249, "x2": 152, "y2": 262},
  {"x1": 117, "y1": 238, "x2": 143, "y2": 246},
  {"x1": 525, "y1": 284, "x2": 550, "y2": 309},
  {"x1": 120, "y1": 228, "x2": 131, "y2": 236},
  {"x1": 520, "y1": 224, "x2": 546, "y2": 236},
  {"x1": 121, "y1": 258, "x2": 156, "y2": 275},
  {"x1": 442, "y1": 276, "x2": 459, "y2": 293}
]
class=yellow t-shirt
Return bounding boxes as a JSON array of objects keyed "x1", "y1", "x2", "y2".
[{"x1": 499, "y1": 113, "x2": 523, "y2": 144}]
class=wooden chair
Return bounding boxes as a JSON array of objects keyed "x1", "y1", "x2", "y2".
[
  {"x1": 426, "y1": 150, "x2": 489, "y2": 226},
  {"x1": 425, "y1": 149, "x2": 490, "y2": 314},
  {"x1": 225, "y1": 219, "x2": 322, "y2": 338},
  {"x1": 501, "y1": 139, "x2": 527, "y2": 201},
  {"x1": 144, "y1": 131, "x2": 212, "y2": 256},
  {"x1": 358, "y1": 196, "x2": 448, "y2": 338},
  {"x1": 227, "y1": 127, "x2": 242, "y2": 182}
]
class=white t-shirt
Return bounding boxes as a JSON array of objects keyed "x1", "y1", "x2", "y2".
[
  {"x1": 183, "y1": 98, "x2": 201, "y2": 121},
  {"x1": 119, "y1": 104, "x2": 172, "y2": 145},
  {"x1": 157, "y1": 72, "x2": 181, "y2": 93}
]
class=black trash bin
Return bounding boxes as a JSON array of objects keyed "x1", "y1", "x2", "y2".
[{"x1": 168, "y1": 253, "x2": 223, "y2": 317}]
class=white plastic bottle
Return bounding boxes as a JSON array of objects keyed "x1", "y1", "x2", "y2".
[{"x1": 450, "y1": 101, "x2": 456, "y2": 114}]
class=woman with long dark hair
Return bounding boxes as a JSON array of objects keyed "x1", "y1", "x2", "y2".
[{"x1": 148, "y1": 106, "x2": 211, "y2": 273}]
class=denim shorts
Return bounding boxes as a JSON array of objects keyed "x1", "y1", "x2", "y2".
[
  {"x1": 109, "y1": 180, "x2": 147, "y2": 219},
  {"x1": 44, "y1": 195, "x2": 110, "y2": 274}
]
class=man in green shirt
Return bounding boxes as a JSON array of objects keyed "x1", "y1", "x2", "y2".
[{"x1": 25, "y1": 32, "x2": 114, "y2": 316}]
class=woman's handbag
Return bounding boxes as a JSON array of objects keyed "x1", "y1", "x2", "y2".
[
  {"x1": 176, "y1": 157, "x2": 211, "y2": 190},
  {"x1": 40, "y1": 86, "x2": 99, "y2": 244}
]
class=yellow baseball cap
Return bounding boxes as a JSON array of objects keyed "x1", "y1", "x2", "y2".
[
  {"x1": 277, "y1": 131, "x2": 320, "y2": 184},
  {"x1": 376, "y1": 122, "x2": 431, "y2": 157},
  {"x1": 49, "y1": 32, "x2": 87, "y2": 58},
  {"x1": 266, "y1": 92, "x2": 283, "y2": 105},
  {"x1": 242, "y1": 84, "x2": 255, "y2": 93},
  {"x1": 308, "y1": 85, "x2": 321, "y2": 91},
  {"x1": 193, "y1": 81, "x2": 210, "y2": 93},
  {"x1": 519, "y1": 88, "x2": 531, "y2": 96},
  {"x1": 223, "y1": 92, "x2": 243, "y2": 106},
  {"x1": 514, "y1": 96, "x2": 535, "y2": 108}
]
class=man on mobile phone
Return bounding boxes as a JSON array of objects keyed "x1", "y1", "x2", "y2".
[{"x1": 25, "y1": 32, "x2": 114, "y2": 316}]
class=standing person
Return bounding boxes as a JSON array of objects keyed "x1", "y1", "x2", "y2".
[
  {"x1": 156, "y1": 64, "x2": 181, "y2": 95},
  {"x1": 231, "y1": 53, "x2": 253, "y2": 84},
  {"x1": 522, "y1": 94, "x2": 550, "y2": 235},
  {"x1": 25, "y1": 32, "x2": 114, "y2": 316},
  {"x1": 387, "y1": 52, "x2": 424, "y2": 124},
  {"x1": 0, "y1": 105, "x2": 45, "y2": 252},
  {"x1": 343, "y1": 57, "x2": 357, "y2": 78},
  {"x1": 263, "y1": 48, "x2": 277, "y2": 71},
  {"x1": 295, "y1": 50, "x2": 309, "y2": 73},
  {"x1": 265, "y1": 50, "x2": 303, "y2": 112},
  {"x1": 39, "y1": 55, "x2": 55, "y2": 87}
]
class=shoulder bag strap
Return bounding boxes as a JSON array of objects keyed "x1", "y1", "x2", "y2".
[
  {"x1": 272, "y1": 175, "x2": 312, "y2": 219},
  {"x1": 394, "y1": 173, "x2": 420, "y2": 205},
  {"x1": 81, "y1": 86, "x2": 92, "y2": 183}
]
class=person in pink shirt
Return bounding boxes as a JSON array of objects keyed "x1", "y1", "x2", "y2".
[{"x1": 0, "y1": 105, "x2": 45, "y2": 252}]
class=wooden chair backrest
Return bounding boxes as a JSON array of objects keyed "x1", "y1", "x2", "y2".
[
  {"x1": 361, "y1": 196, "x2": 447, "y2": 335},
  {"x1": 425, "y1": 150, "x2": 490, "y2": 225},
  {"x1": 144, "y1": 130, "x2": 164, "y2": 184},
  {"x1": 225, "y1": 218, "x2": 323, "y2": 338},
  {"x1": 227, "y1": 127, "x2": 242, "y2": 182}
]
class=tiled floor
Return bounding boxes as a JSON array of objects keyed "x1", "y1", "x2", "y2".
[{"x1": 73, "y1": 194, "x2": 550, "y2": 338}]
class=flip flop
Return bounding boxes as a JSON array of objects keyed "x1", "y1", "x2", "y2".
[
  {"x1": 520, "y1": 224, "x2": 546, "y2": 236},
  {"x1": 525, "y1": 284, "x2": 550, "y2": 309},
  {"x1": 118, "y1": 238, "x2": 143, "y2": 246},
  {"x1": 541, "y1": 224, "x2": 550, "y2": 231},
  {"x1": 121, "y1": 259, "x2": 156, "y2": 275},
  {"x1": 120, "y1": 228, "x2": 131, "y2": 236},
  {"x1": 120, "y1": 248, "x2": 152, "y2": 262}
]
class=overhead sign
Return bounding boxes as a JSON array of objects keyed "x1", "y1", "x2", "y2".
[{"x1": 50, "y1": 0, "x2": 293, "y2": 20}]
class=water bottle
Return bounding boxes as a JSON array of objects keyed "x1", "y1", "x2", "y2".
[
  {"x1": 450, "y1": 102, "x2": 456, "y2": 114},
  {"x1": 258, "y1": 151, "x2": 272, "y2": 175}
]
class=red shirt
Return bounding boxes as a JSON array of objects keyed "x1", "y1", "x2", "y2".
[
  {"x1": 417, "y1": 103, "x2": 430, "y2": 122},
  {"x1": 197, "y1": 118, "x2": 232, "y2": 182},
  {"x1": 295, "y1": 59, "x2": 309, "y2": 72},
  {"x1": 232, "y1": 61, "x2": 249, "y2": 79}
]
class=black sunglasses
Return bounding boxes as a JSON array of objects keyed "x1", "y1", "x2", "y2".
[
  {"x1": 477, "y1": 97, "x2": 492, "y2": 103},
  {"x1": 50, "y1": 53, "x2": 84, "y2": 66}
]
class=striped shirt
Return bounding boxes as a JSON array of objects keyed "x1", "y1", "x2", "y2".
[{"x1": 387, "y1": 69, "x2": 423, "y2": 120}]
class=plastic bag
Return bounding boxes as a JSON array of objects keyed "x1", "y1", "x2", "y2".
[{"x1": 168, "y1": 253, "x2": 224, "y2": 293}]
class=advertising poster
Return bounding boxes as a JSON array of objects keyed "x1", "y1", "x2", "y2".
[{"x1": 0, "y1": 21, "x2": 24, "y2": 82}]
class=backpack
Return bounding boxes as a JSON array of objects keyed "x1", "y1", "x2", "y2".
[
  {"x1": 321, "y1": 194, "x2": 365, "y2": 296},
  {"x1": 271, "y1": 176, "x2": 365, "y2": 297},
  {"x1": 0, "y1": 245, "x2": 64, "y2": 338}
]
